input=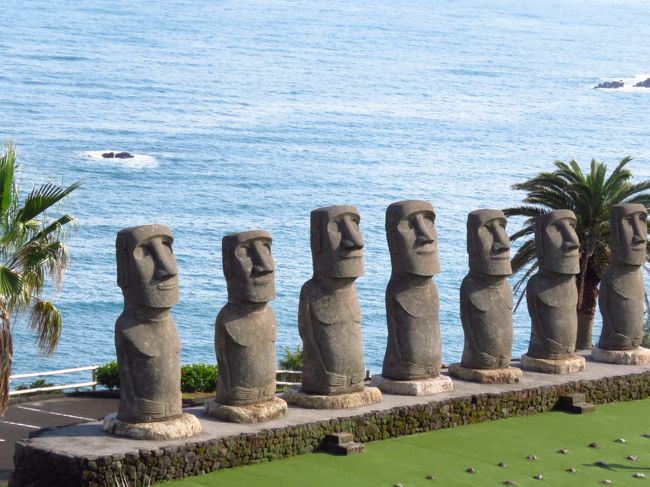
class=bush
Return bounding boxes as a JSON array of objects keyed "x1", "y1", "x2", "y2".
[
  {"x1": 279, "y1": 346, "x2": 303, "y2": 371},
  {"x1": 180, "y1": 363, "x2": 218, "y2": 393},
  {"x1": 16, "y1": 379, "x2": 55, "y2": 391},
  {"x1": 96, "y1": 360, "x2": 120, "y2": 390}
]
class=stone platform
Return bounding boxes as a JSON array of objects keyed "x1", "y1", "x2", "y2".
[
  {"x1": 448, "y1": 364, "x2": 522, "y2": 384},
  {"x1": 102, "y1": 412, "x2": 201, "y2": 440},
  {"x1": 11, "y1": 353, "x2": 650, "y2": 487},
  {"x1": 204, "y1": 396, "x2": 288, "y2": 423},
  {"x1": 370, "y1": 374, "x2": 453, "y2": 395},
  {"x1": 282, "y1": 386, "x2": 381, "y2": 409},
  {"x1": 520, "y1": 353, "x2": 586, "y2": 374},
  {"x1": 592, "y1": 346, "x2": 650, "y2": 365}
]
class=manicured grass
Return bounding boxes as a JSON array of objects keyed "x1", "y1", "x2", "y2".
[{"x1": 164, "y1": 399, "x2": 650, "y2": 486}]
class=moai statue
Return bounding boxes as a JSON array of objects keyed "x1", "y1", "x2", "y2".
[
  {"x1": 521, "y1": 210, "x2": 586, "y2": 374},
  {"x1": 103, "y1": 225, "x2": 201, "y2": 440},
  {"x1": 449, "y1": 209, "x2": 522, "y2": 384},
  {"x1": 205, "y1": 230, "x2": 288, "y2": 422},
  {"x1": 371, "y1": 200, "x2": 452, "y2": 396},
  {"x1": 593, "y1": 203, "x2": 650, "y2": 364},
  {"x1": 283, "y1": 205, "x2": 381, "y2": 409}
]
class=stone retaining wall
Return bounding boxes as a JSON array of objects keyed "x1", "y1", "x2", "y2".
[{"x1": 11, "y1": 371, "x2": 650, "y2": 486}]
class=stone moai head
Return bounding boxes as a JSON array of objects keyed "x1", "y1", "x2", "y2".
[
  {"x1": 467, "y1": 209, "x2": 512, "y2": 276},
  {"x1": 310, "y1": 205, "x2": 364, "y2": 279},
  {"x1": 222, "y1": 229, "x2": 275, "y2": 303},
  {"x1": 610, "y1": 203, "x2": 648, "y2": 266},
  {"x1": 535, "y1": 209, "x2": 580, "y2": 275},
  {"x1": 385, "y1": 200, "x2": 441, "y2": 277},
  {"x1": 116, "y1": 224, "x2": 179, "y2": 309}
]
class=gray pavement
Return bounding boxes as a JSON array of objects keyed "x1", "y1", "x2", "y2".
[{"x1": 0, "y1": 395, "x2": 119, "y2": 482}]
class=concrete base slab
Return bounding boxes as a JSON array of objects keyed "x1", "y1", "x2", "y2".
[
  {"x1": 520, "y1": 354, "x2": 586, "y2": 375},
  {"x1": 592, "y1": 346, "x2": 650, "y2": 365},
  {"x1": 370, "y1": 374, "x2": 453, "y2": 396},
  {"x1": 448, "y1": 364, "x2": 522, "y2": 384},
  {"x1": 102, "y1": 412, "x2": 202, "y2": 440},
  {"x1": 204, "y1": 396, "x2": 287, "y2": 423},
  {"x1": 282, "y1": 386, "x2": 381, "y2": 409}
]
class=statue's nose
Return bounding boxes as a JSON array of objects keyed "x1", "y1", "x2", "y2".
[
  {"x1": 413, "y1": 215, "x2": 435, "y2": 245},
  {"x1": 340, "y1": 217, "x2": 364, "y2": 250}
]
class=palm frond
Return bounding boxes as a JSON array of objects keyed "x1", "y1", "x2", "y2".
[
  {"x1": 16, "y1": 180, "x2": 82, "y2": 224},
  {"x1": 0, "y1": 266, "x2": 22, "y2": 298},
  {"x1": 0, "y1": 142, "x2": 16, "y2": 220},
  {"x1": 510, "y1": 238, "x2": 537, "y2": 274},
  {"x1": 0, "y1": 315, "x2": 12, "y2": 415},
  {"x1": 28, "y1": 299, "x2": 62, "y2": 356}
]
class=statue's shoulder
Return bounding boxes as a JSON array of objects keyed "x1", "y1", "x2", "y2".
[
  {"x1": 305, "y1": 279, "x2": 361, "y2": 324},
  {"x1": 117, "y1": 317, "x2": 164, "y2": 358},
  {"x1": 221, "y1": 303, "x2": 276, "y2": 346},
  {"x1": 604, "y1": 266, "x2": 644, "y2": 299}
]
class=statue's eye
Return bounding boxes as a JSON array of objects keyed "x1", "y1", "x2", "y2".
[
  {"x1": 134, "y1": 245, "x2": 151, "y2": 259},
  {"x1": 162, "y1": 241, "x2": 173, "y2": 254}
]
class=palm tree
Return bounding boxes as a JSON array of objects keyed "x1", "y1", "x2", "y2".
[
  {"x1": 504, "y1": 156, "x2": 650, "y2": 350},
  {"x1": 0, "y1": 143, "x2": 81, "y2": 414}
]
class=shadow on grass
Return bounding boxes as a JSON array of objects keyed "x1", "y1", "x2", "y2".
[{"x1": 584, "y1": 462, "x2": 650, "y2": 471}]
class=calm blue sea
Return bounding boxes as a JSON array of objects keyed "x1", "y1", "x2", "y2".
[{"x1": 2, "y1": 0, "x2": 650, "y2": 384}]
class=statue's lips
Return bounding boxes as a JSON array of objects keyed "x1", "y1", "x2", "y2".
[
  {"x1": 631, "y1": 244, "x2": 647, "y2": 250},
  {"x1": 156, "y1": 281, "x2": 178, "y2": 291},
  {"x1": 490, "y1": 255, "x2": 511, "y2": 260},
  {"x1": 341, "y1": 251, "x2": 363, "y2": 259},
  {"x1": 252, "y1": 273, "x2": 274, "y2": 284}
]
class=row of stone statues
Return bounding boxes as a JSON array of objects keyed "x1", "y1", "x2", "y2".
[{"x1": 102, "y1": 201, "x2": 648, "y2": 440}]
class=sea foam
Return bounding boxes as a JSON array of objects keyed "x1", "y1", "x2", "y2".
[{"x1": 82, "y1": 150, "x2": 158, "y2": 168}]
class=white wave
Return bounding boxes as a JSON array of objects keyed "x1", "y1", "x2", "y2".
[
  {"x1": 593, "y1": 74, "x2": 650, "y2": 92},
  {"x1": 82, "y1": 150, "x2": 158, "y2": 168}
]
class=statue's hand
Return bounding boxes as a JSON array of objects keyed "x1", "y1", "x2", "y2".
[
  {"x1": 326, "y1": 372, "x2": 347, "y2": 387},
  {"x1": 479, "y1": 353, "x2": 497, "y2": 368}
]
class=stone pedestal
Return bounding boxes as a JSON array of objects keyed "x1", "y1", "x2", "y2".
[
  {"x1": 448, "y1": 364, "x2": 522, "y2": 384},
  {"x1": 103, "y1": 412, "x2": 201, "y2": 440},
  {"x1": 520, "y1": 354, "x2": 586, "y2": 375},
  {"x1": 204, "y1": 396, "x2": 287, "y2": 423},
  {"x1": 592, "y1": 346, "x2": 650, "y2": 365},
  {"x1": 282, "y1": 386, "x2": 381, "y2": 409},
  {"x1": 370, "y1": 374, "x2": 453, "y2": 396}
]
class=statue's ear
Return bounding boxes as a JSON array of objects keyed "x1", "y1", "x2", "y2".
[
  {"x1": 222, "y1": 239, "x2": 232, "y2": 279},
  {"x1": 116, "y1": 234, "x2": 128, "y2": 288},
  {"x1": 610, "y1": 219, "x2": 620, "y2": 247},
  {"x1": 535, "y1": 217, "x2": 544, "y2": 258},
  {"x1": 310, "y1": 213, "x2": 322, "y2": 254}
]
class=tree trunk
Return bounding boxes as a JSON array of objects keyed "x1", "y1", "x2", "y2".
[{"x1": 575, "y1": 263, "x2": 601, "y2": 350}]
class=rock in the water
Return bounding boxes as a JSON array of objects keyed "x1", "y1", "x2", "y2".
[
  {"x1": 633, "y1": 78, "x2": 650, "y2": 88},
  {"x1": 101, "y1": 152, "x2": 115, "y2": 158},
  {"x1": 594, "y1": 81, "x2": 624, "y2": 89},
  {"x1": 114, "y1": 151, "x2": 134, "y2": 159}
]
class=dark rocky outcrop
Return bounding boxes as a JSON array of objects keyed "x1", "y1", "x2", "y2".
[
  {"x1": 101, "y1": 152, "x2": 114, "y2": 158},
  {"x1": 594, "y1": 81, "x2": 624, "y2": 89},
  {"x1": 114, "y1": 152, "x2": 134, "y2": 159},
  {"x1": 633, "y1": 78, "x2": 650, "y2": 88}
]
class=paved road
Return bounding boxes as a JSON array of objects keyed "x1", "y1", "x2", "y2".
[{"x1": 0, "y1": 396, "x2": 119, "y2": 483}]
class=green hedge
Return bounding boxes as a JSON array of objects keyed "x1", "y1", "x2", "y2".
[{"x1": 95, "y1": 361, "x2": 218, "y2": 393}]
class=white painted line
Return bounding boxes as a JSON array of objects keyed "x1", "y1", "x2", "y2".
[
  {"x1": 0, "y1": 419, "x2": 40, "y2": 429},
  {"x1": 16, "y1": 406, "x2": 95, "y2": 421}
]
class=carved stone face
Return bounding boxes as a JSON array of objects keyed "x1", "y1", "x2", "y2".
[
  {"x1": 311, "y1": 205, "x2": 364, "y2": 279},
  {"x1": 536, "y1": 210, "x2": 580, "y2": 275},
  {"x1": 386, "y1": 200, "x2": 440, "y2": 277},
  {"x1": 467, "y1": 209, "x2": 512, "y2": 276},
  {"x1": 223, "y1": 230, "x2": 275, "y2": 303},
  {"x1": 610, "y1": 203, "x2": 648, "y2": 266},
  {"x1": 116, "y1": 224, "x2": 179, "y2": 309}
]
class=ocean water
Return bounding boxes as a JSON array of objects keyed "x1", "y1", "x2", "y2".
[{"x1": 2, "y1": 0, "x2": 650, "y2": 385}]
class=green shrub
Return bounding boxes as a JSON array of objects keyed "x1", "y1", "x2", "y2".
[
  {"x1": 180, "y1": 363, "x2": 218, "y2": 393},
  {"x1": 279, "y1": 346, "x2": 303, "y2": 371},
  {"x1": 16, "y1": 379, "x2": 55, "y2": 391},
  {"x1": 96, "y1": 360, "x2": 120, "y2": 390}
]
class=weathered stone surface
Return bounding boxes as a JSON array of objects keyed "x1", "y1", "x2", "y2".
[
  {"x1": 114, "y1": 151, "x2": 134, "y2": 159},
  {"x1": 382, "y1": 200, "x2": 442, "y2": 381},
  {"x1": 526, "y1": 210, "x2": 580, "y2": 361},
  {"x1": 592, "y1": 346, "x2": 650, "y2": 365},
  {"x1": 634, "y1": 77, "x2": 650, "y2": 88},
  {"x1": 460, "y1": 209, "x2": 514, "y2": 370},
  {"x1": 520, "y1": 354, "x2": 586, "y2": 374},
  {"x1": 448, "y1": 364, "x2": 522, "y2": 384},
  {"x1": 204, "y1": 396, "x2": 287, "y2": 423},
  {"x1": 102, "y1": 412, "x2": 201, "y2": 440},
  {"x1": 282, "y1": 386, "x2": 381, "y2": 409},
  {"x1": 597, "y1": 204, "x2": 647, "y2": 351},
  {"x1": 371, "y1": 374, "x2": 453, "y2": 395},
  {"x1": 213, "y1": 230, "x2": 280, "y2": 409},
  {"x1": 299, "y1": 206, "x2": 367, "y2": 396},
  {"x1": 113, "y1": 225, "x2": 186, "y2": 425}
]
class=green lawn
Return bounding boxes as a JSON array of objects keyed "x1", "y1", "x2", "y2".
[{"x1": 164, "y1": 399, "x2": 650, "y2": 486}]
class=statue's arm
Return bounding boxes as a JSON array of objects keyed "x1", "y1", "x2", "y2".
[
  {"x1": 215, "y1": 319, "x2": 230, "y2": 396},
  {"x1": 461, "y1": 292, "x2": 496, "y2": 367},
  {"x1": 598, "y1": 279, "x2": 633, "y2": 347},
  {"x1": 386, "y1": 295, "x2": 402, "y2": 361}
]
